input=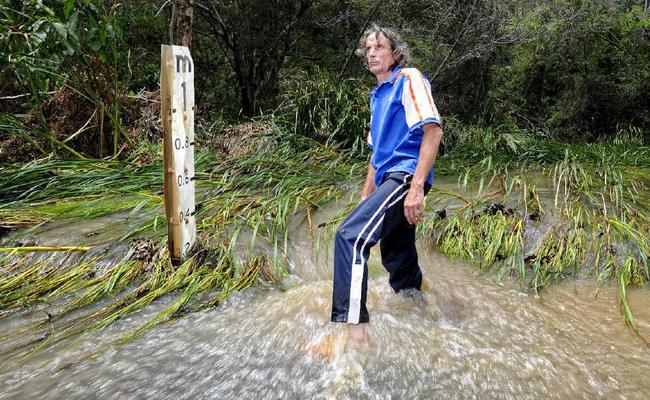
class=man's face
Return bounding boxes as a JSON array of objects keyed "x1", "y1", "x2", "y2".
[{"x1": 365, "y1": 32, "x2": 396, "y2": 79}]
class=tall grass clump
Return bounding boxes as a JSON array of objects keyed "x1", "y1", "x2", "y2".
[{"x1": 278, "y1": 68, "x2": 370, "y2": 148}]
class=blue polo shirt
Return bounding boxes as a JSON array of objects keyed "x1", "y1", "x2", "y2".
[{"x1": 368, "y1": 66, "x2": 441, "y2": 186}]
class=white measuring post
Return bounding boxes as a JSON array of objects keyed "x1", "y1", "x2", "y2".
[{"x1": 161, "y1": 45, "x2": 196, "y2": 266}]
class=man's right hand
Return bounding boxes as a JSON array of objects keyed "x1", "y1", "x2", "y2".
[{"x1": 360, "y1": 164, "x2": 376, "y2": 203}]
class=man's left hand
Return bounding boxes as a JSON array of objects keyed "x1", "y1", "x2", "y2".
[{"x1": 404, "y1": 185, "x2": 425, "y2": 225}]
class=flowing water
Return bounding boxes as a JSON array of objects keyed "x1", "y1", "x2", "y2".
[{"x1": 1, "y1": 197, "x2": 649, "y2": 399}]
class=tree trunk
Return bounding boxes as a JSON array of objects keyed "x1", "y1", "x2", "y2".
[
  {"x1": 240, "y1": 88, "x2": 256, "y2": 116},
  {"x1": 171, "y1": 0, "x2": 194, "y2": 48},
  {"x1": 198, "y1": 0, "x2": 314, "y2": 116}
]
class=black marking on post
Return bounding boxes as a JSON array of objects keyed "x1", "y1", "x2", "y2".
[{"x1": 175, "y1": 55, "x2": 193, "y2": 73}]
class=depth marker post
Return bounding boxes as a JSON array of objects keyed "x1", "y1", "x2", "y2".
[{"x1": 161, "y1": 45, "x2": 196, "y2": 265}]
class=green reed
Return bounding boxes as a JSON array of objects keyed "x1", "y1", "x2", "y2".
[
  {"x1": 0, "y1": 121, "x2": 648, "y2": 355},
  {"x1": 0, "y1": 123, "x2": 367, "y2": 358}
]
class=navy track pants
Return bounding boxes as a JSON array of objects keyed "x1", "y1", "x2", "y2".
[{"x1": 331, "y1": 171, "x2": 429, "y2": 324}]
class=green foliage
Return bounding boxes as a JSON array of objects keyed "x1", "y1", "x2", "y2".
[
  {"x1": 0, "y1": 0, "x2": 135, "y2": 158},
  {"x1": 0, "y1": 0, "x2": 122, "y2": 99},
  {"x1": 197, "y1": 0, "x2": 322, "y2": 115},
  {"x1": 487, "y1": 0, "x2": 650, "y2": 138},
  {"x1": 191, "y1": 33, "x2": 239, "y2": 119},
  {"x1": 441, "y1": 116, "x2": 533, "y2": 157},
  {"x1": 4, "y1": 0, "x2": 649, "y2": 147},
  {"x1": 115, "y1": 2, "x2": 167, "y2": 91},
  {"x1": 278, "y1": 68, "x2": 371, "y2": 147},
  {"x1": 0, "y1": 0, "x2": 67, "y2": 103}
]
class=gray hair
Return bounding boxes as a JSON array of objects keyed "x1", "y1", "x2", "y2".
[{"x1": 355, "y1": 24, "x2": 411, "y2": 69}]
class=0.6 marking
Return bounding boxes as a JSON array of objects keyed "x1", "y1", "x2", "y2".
[{"x1": 177, "y1": 174, "x2": 195, "y2": 187}]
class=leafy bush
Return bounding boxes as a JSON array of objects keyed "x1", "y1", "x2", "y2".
[
  {"x1": 0, "y1": 0, "x2": 124, "y2": 100},
  {"x1": 0, "y1": 0, "x2": 69, "y2": 109},
  {"x1": 441, "y1": 116, "x2": 533, "y2": 157},
  {"x1": 0, "y1": 0, "x2": 140, "y2": 158},
  {"x1": 278, "y1": 68, "x2": 371, "y2": 148},
  {"x1": 487, "y1": 0, "x2": 650, "y2": 138}
]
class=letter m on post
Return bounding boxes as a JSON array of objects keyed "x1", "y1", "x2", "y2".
[{"x1": 176, "y1": 55, "x2": 192, "y2": 73}]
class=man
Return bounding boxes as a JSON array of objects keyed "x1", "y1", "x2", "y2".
[{"x1": 330, "y1": 24, "x2": 443, "y2": 347}]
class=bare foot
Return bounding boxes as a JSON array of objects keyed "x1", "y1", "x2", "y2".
[
  {"x1": 345, "y1": 324, "x2": 369, "y2": 352},
  {"x1": 305, "y1": 329, "x2": 345, "y2": 358},
  {"x1": 305, "y1": 324, "x2": 370, "y2": 358}
]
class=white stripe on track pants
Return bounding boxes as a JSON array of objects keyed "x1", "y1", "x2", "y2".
[{"x1": 331, "y1": 171, "x2": 429, "y2": 324}]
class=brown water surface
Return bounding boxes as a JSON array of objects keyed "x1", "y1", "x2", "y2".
[{"x1": 0, "y1": 197, "x2": 649, "y2": 399}]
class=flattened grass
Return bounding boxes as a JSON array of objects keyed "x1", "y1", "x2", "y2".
[
  {"x1": 0, "y1": 124, "x2": 365, "y2": 357},
  {"x1": 0, "y1": 121, "x2": 648, "y2": 354},
  {"x1": 425, "y1": 132, "x2": 649, "y2": 333}
]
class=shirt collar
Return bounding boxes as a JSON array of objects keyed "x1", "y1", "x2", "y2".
[
  {"x1": 371, "y1": 66, "x2": 402, "y2": 95},
  {"x1": 384, "y1": 65, "x2": 402, "y2": 84}
]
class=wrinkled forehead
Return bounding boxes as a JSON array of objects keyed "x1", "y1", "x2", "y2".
[{"x1": 365, "y1": 31, "x2": 389, "y2": 47}]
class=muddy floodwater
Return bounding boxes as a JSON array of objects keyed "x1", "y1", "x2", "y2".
[{"x1": 1, "y1": 198, "x2": 649, "y2": 399}]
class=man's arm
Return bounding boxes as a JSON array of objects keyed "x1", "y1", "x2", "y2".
[
  {"x1": 404, "y1": 123, "x2": 443, "y2": 225},
  {"x1": 360, "y1": 163, "x2": 376, "y2": 202}
]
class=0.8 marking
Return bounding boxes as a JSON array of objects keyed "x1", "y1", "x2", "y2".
[{"x1": 174, "y1": 136, "x2": 191, "y2": 150}]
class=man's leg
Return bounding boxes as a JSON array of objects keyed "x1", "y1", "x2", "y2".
[
  {"x1": 379, "y1": 181, "x2": 430, "y2": 292},
  {"x1": 380, "y1": 215, "x2": 422, "y2": 292},
  {"x1": 331, "y1": 173, "x2": 411, "y2": 323}
]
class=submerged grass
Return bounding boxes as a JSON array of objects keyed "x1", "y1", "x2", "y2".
[
  {"x1": 0, "y1": 123, "x2": 365, "y2": 358},
  {"x1": 0, "y1": 121, "x2": 648, "y2": 357},
  {"x1": 423, "y1": 130, "x2": 649, "y2": 334}
]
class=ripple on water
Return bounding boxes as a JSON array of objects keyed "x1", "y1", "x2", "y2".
[{"x1": 1, "y1": 207, "x2": 649, "y2": 398}]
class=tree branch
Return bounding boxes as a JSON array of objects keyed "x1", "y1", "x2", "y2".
[
  {"x1": 430, "y1": 0, "x2": 477, "y2": 83},
  {"x1": 338, "y1": 0, "x2": 381, "y2": 77}
]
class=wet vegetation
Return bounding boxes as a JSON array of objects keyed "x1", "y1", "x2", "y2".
[
  {"x1": 424, "y1": 130, "x2": 649, "y2": 331},
  {"x1": 1, "y1": 0, "x2": 649, "y2": 356}
]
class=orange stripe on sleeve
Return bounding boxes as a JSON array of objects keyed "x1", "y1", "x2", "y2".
[{"x1": 400, "y1": 71, "x2": 424, "y2": 121}]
